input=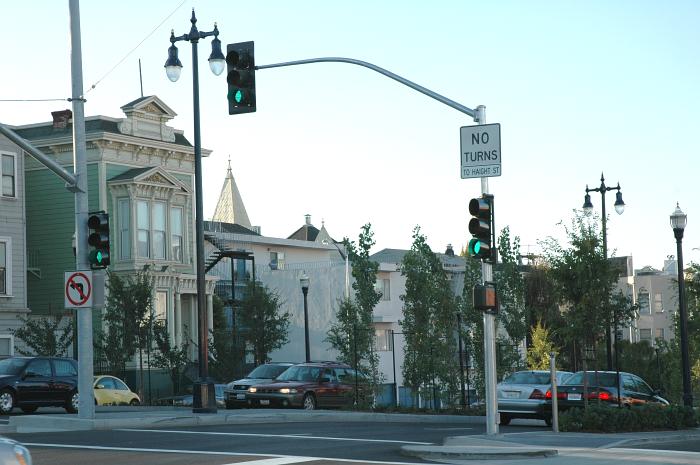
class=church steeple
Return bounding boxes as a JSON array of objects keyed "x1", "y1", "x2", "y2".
[{"x1": 212, "y1": 157, "x2": 252, "y2": 228}]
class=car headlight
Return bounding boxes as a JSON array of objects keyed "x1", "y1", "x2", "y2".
[
  {"x1": 279, "y1": 388, "x2": 297, "y2": 394},
  {"x1": 248, "y1": 387, "x2": 257, "y2": 393},
  {"x1": 14, "y1": 445, "x2": 32, "y2": 465}
]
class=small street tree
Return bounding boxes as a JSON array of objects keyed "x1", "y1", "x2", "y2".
[
  {"x1": 401, "y1": 227, "x2": 459, "y2": 407},
  {"x1": 12, "y1": 310, "x2": 74, "y2": 357},
  {"x1": 326, "y1": 223, "x2": 382, "y2": 406},
  {"x1": 526, "y1": 321, "x2": 558, "y2": 370},
  {"x1": 237, "y1": 280, "x2": 290, "y2": 365},
  {"x1": 151, "y1": 319, "x2": 191, "y2": 395},
  {"x1": 208, "y1": 294, "x2": 244, "y2": 382}
]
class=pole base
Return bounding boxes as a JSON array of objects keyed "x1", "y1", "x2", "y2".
[{"x1": 192, "y1": 379, "x2": 217, "y2": 413}]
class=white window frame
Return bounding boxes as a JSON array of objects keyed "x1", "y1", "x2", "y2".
[
  {"x1": 118, "y1": 198, "x2": 130, "y2": 260},
  {"x1": 639, "y1": 328, "x2": 652, "y2": 341},
  {"x1": 0, "y1": 334, "x2": 14, "y2": 356},
  {"x1": 152, "y1": 201, "x2": 166, "y2": 260},
  {"x1": 653, "y1": 292, "x2": 664, "y2": 313},
  {"x1": 638, "y1": 288, "x2": 651, "y2": 315},
  {"x1": 154, "y1": 290, "x2": 168, "y2": 322},
  {"x1": 0, "y1": 151, "x2": 17, "y2": 199},
  {"x1": 170, "y1": 206, "x2": 183, "y2": 263},
  {"x1": 0, "y1": 236, "x2": 12, "y2": 297},
  {"x1": 136, "y1": 200, "x2": 150, "y2": 259}
]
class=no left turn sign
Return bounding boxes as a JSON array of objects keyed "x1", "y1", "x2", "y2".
[{"x1": 65, "y1": 271, "x2": 93, "y2": 308}]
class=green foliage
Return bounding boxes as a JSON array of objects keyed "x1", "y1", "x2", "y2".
[
  {"x1": 237, "y1": 280, "x2": 290, "y2": 365},
  {"x1": 327, "y1": 224, "x2": 382, "y2": 407},
  {"x1": 460, "y1": 248, "x2": 486, "y2": 396},
  {"x1": 151, "y1": 319, "x2": 191, "y2": 395},
  {"x1": 526, "y1": 321, "x2": 558, "y2": 370},
  {"x1": 540, "y1": 212, "x2": 619, "y2": 369},
  {"x1": 559, "y1": 404, "x2": 698, "y2": 432},
  {"x1": 208, "y1": 294, "x2": 243, "y2": 383},
  {"x1": 495, "y1": 227, "x2": 528, "y2": 345},
  {"x1": 95, "y1": 271, "x2": 154, "y2": 379},
  {"x1": 400, "y1": 226, "x2": 459, "y2": 406},
  {"x1": 12, "y1": 311, "x2": 74, "y2": 357}
]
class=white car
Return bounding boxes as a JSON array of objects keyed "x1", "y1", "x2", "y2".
[
  {"x1": 0, "y1": 436, "x2": 32, "y2": 465},
  {"x1": 497, "y1": 370, "x2": 572, "y2": 425}
]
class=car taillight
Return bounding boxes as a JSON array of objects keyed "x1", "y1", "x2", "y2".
[
  {"x1": 530, "y1": 389, "x2": 545, "y2": 400},
  {"x1": 597, "y1": 391, "x2": 612, "y2": 401},
  {"x1": 545, "y1": 389, "x2": 566, "y2": 400},
  {"x1": 545, "y1": 390, "x2": 552, "y2": 399}
]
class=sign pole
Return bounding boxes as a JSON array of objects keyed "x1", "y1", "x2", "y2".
[{"x1": 69, "y1": 0, "x2": 94, "y2": 420}]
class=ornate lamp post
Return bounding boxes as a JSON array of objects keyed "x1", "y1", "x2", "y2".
[
  {"x1": 300, "y1": 273, "x2": 310, "y2": 362},
  {"x1": 670, "y1": 203, "x2": 693, "y2": 407},
  {"x1": 164, "y1": 9, "x2": 225, "y2": 413},
  {"x1": 582, "y1": 173, "x2": 625, "y2": 371}
]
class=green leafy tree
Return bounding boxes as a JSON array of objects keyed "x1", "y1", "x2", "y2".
[
  {"x1": 526, "y1": 321, "x2": 558, "y2": 370},
  {"x1": 96, "y1": 271, "x2": 153, "y2": 379},
  {"x1": 151, "y1": 319, "x2": 191, "y2": 395},
  {"x1": 238, "y1": 280, "x2": 290, "y2": 365},
  {"x1": 401, "y1": 227, "x2": 459, "y2": 407},
  {"x1": 326, "y1": 223, "x2": 383, "y2": 406},
  {"x1": 208, "y1": 295, "x2": 244, "y2": 383},
  {"x1": 495, "y1": 227, "x2": 528, "y2": 346},
  {"x1": 11, "y1": 311, "x2": 74, "y2": 357}
]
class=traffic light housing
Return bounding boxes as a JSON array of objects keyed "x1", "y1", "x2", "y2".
[
  {"x1": 226, "y1": 41, "x2": 256, "y2": 115},
  {"x1": 88, "y1": 211, "x2": 110, "y2": 269},
  {"x1": 468, "y1": 194, "x2": 495, "y2": 262}
]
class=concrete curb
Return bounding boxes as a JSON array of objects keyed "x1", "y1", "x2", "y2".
[
  {"x1": 601, "y1": 429, "x2": 700, "y2": 449},
  {"x1": 8, "y1": 409, "x2": 486, "y2": 433},
  {"x1": 401, "y1": 444, "x2": 558, "y2": 460}
]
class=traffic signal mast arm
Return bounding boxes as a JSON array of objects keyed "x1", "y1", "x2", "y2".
[{"x1": 255, "y1": 57, "x2": 479, "y2": 120}]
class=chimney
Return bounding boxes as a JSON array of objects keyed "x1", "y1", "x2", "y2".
[
  {"x1": 51, "y1": 109, "x2": 72, "y2": 129},
  {"x1": 445, "y1": 244, "x2": 455, "y2": 256},
  {"x1": 305, "y1": 214, "x2": 311, "y2": 225}
]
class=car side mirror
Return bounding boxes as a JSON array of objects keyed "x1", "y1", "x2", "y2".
[{"x1": 95, "y1": 384, "x2": 105, "y2": 390}]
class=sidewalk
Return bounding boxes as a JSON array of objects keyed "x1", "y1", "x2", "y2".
[
  {"x1": 401, "y1": 428, "x2": 700, "y2": 463},
  {"x1": 4, "y1": 406, "x2": 485, "y2": 433}
]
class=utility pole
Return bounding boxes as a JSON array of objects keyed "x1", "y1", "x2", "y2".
[{"x1": 69, "y1": 0, "x2": 94, "y2": 420}]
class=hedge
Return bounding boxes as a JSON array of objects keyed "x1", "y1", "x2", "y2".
[{"x1": 559, "y1": 404, "x2": 698, "y2": 432}]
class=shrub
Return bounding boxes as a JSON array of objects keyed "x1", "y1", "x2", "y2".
[{"x1": 559, "y1": 404, "x2": 698, "y2": 432}]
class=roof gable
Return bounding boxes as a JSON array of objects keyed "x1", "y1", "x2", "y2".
[{"x1": 108, "y1": 166, "x2": 190, "y2": 193}]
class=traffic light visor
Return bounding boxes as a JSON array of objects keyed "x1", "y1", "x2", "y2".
[{"x1": 469, "y1": 197, "x2": 491, "y2": 218}]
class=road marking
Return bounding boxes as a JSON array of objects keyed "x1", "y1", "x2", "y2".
[
  {"x1": 23, "y1": 443, "x2": 427, "y2": 465},
  {"x1": 221, "y1": 458, "x2": 316, "y2": 465},
  {"x1": 423, "y1": 427, "x2": 473, "y2": 431},
  {"x1": 117, "y1": 429, "x2": 433, "y2": 445}
]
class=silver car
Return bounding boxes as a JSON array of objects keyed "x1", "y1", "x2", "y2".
[
  {"x1": 224, "y1": 362, "x2": 296, "y2": 408},
  {"x1": 497, "y1": 370, "x2": 572, "y2": 425},
  {"x1": 0, "y1": 436, "x2": 32, "y2": 465}
]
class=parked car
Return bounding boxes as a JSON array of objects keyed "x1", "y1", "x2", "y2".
[
  {"x1": 545, "y1": 371, "x2": 669, "y2": 413},
  {"x1": 0, "y1": 436, "x2": 32, "y2": 465},
  {"x1": 156, "y1": 384, "x2": 226, "y2": 408},
  {"x1": 93, "y1": 375, "x2": 140, "y2": 406},
  {"x1": 0, "y1": 356, "x2": 79, "y2": 414},
  {"x1": 224, "y1": 362, "x2": 296, "y2": 409},
  {"x1": 497, "y1": 370, "x2": 572, "y2": 425},
  {"x1": 246, "y1": 361, "x2": 366, "y2": 410}
]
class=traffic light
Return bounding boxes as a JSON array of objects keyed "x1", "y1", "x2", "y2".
[
  {"x1": 226, "y1": 41, "x2": 256, "y2": 115},
  {"x1": 87, "y1": 212, "x2": 110, "y2": 269},
  {"x1": 468, "y1": 194, "x2": 494, "y2": 262}
]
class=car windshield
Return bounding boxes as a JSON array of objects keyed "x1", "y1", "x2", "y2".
[
  {"x1": 564, "y1": 372, "x2": 617, "y2": 387},
  {"x1": 275, "y1": 366, "x2": 322, "y2": 382},
  {"x1": 502, "y1": 372, "x2": 551, "y2": 385},
  {"x1": 0, "y1": 358, "x2": 27, "y2": 375},
  {"x1": 247, "y1": 364, "x2": 291, "y2": 379}
]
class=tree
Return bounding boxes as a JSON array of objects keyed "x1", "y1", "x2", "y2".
[
  {"x1": 96, "y1": 271, "x2": 153, "y2": 379},
  {"x1": 237, "y1": 280, "x2": 290, "y2": 365},
  {"x1": 12, "y1": 311, "x2": 74, "y2": 357},
  {"x1": 326, "y1": 223, "x2": 383, "y2": 406},
  {"x1": 401, "y1": 227, "x2": 459, "y2": 407},
  {"x1": 208, "y1": 294, "x2": 244, "y2": 382},
  {"x1": 540, "y1": 212, "x2": 619, "y2": 372},
  {"x1": 151, "y1": 319, "x2": 191, "y2": 395},
  {"x1": 526, "y1": 321, "x2": 558, "y2": 370}
]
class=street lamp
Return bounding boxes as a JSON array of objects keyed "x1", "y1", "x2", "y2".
[
  {"x1": 670, "y1": 203, "x2": 693, "y2": 408},
  {"x1": 582, "y1": 173, "x2": 625, "y2": 371},
  {"x1": 300, "y1": 273, "x2": 310, "y2": 362},
  {"x1": 165, "y1": 9, "x2": 224, "y2": 413}
]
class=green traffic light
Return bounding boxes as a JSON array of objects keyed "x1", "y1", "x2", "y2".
[
  {"x1": 96, "y1": 250, "x2": 103, "y2": 264},
  {"x1": 234, "y1": 90, "x2": 243, "y2": 104}
]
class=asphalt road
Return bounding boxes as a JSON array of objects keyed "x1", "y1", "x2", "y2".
[{"x1": 5, "y1": 420, "x2": 546, "y2": 465}]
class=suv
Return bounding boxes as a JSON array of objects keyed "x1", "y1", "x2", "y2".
[
  {"x1": 224, "y1": 362, "x2": 296, "y2": 409},
  {"x1": 246, "y1": 361, "x2": 366, "y2": 410},
  {"x1": 0, "y1": 356, "x2": 79, "y2": 414}
]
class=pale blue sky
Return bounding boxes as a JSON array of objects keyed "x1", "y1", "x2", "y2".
[{"x1": 3, "y1": 1, "x2": 699, "y2": 268}]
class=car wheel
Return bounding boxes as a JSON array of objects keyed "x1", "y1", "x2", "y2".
[
  {"x1": 499, "y1": 413, "x2": 511, "y2": 426},
  {"x1": 302, "y1": 393, "x2": 316, "y2": 410},
  {"x1": 20, "y1": 406, "x2": 38, "y2": 414},
  {"x1": 130, "y1": 399, "x2": 140, "y2": 406},
  {"x1": 65, "y1": 391, "x2": 79, "y2": 413},
  {"x1": 0, "y1": 389, "x2": 15, "y2": 414}
]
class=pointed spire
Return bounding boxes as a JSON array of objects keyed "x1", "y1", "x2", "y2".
[{"x1": 212, "y1": 161, "x2": 252, "y2": 228}]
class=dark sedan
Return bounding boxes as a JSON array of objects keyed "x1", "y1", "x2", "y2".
[
  {"x1": 545, "y1": 371, "x2": 669, "y2": 412},
  {"x1": 0, "y1": 356, "x2": 79, "y2": 414}
]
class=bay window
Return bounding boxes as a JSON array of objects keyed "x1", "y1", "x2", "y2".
[
  {"x1": 170, "y1": 207, "x2": 183, "y2": 262},
  {"x1": 152, "y1": 202, "x2": 166, "y2": 260},
  {"x1": 137, "y1": 200, "x2": 150, "y2": 258}
]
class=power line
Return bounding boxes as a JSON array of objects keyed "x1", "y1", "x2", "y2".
[
  {"x1": 0, "y1": 98, "x2": 68, "y2": 102},
  {"x1": 86, "y1": 0, "x2": 187, "y2": 94}
]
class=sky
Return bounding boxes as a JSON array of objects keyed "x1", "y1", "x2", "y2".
[{"x1": 3, "y1": 0, "x2": 699, "y2": 269}]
